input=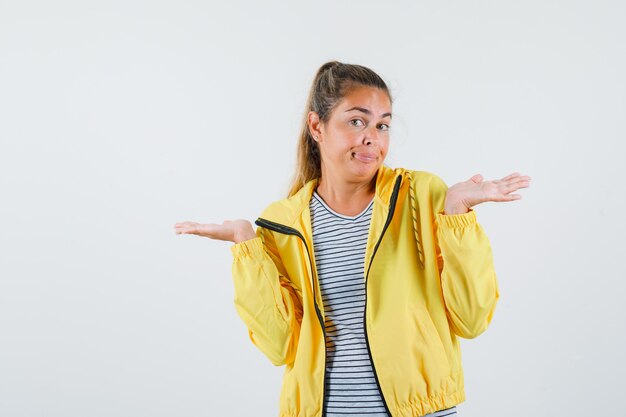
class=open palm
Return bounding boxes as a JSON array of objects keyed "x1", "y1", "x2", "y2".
[
  {"x1": 174, "y1": 219, "x2": 255, "y2": 243},
  {"x1": 446, "y1": 172, "x2": 532, "y2": 211}
]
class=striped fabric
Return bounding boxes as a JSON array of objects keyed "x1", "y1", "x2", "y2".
[{"x1": 310, "y1": 191, "x2": 458, "y2": 417}]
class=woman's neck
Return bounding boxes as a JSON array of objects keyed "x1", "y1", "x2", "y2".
[{"x1": 315, "y1": 174, "x2": 376, "y2": 216}]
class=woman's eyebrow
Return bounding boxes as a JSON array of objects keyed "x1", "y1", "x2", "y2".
[{"x1": 344, "y1": 106, "x2": 392, "y2": 119}]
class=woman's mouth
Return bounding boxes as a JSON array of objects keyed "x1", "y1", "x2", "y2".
[{"x1": 352, "y1": 152, "x2": 377, "y2": 163}]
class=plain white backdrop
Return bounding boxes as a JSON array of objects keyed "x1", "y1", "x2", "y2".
[{"x1": 1, "y1": 1, "x2": 624, "y2": 416}]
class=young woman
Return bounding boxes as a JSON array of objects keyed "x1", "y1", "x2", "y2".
[{"x1": 175, "y1": 61, "x2": 530, "y2": 417}]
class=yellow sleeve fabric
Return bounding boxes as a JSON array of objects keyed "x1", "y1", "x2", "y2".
[
  {"x1": 230, "y1": 229, "x2": 303, "y2": 366},
  {"x1": 430, "y1": 175, "x2": 500, "y2": 339}
]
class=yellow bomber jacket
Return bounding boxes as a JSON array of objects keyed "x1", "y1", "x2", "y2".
[{"x1": 230, "y1": 164, "x2": 499, "y2": 417}]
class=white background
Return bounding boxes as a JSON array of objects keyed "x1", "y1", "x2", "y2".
[{"x1": 1, "y1": 1, "x2": 624, "y2": 416}]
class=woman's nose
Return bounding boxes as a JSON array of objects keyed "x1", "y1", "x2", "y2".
[{"x1": 362, "y1": 126, "x2": 380, "y2": 145}]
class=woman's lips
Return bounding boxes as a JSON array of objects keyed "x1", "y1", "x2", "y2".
[{"x1": 352, "y1": 152, "x2": 377, "y2": 163}]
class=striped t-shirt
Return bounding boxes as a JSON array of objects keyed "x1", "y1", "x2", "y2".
[{"x1": 309, "y1": 190, "x2": 458, "y2": 417}]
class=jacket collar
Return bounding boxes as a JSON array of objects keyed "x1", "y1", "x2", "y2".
[{"x1": 256, "y1": 163, "x2": 403, "y2": 229}]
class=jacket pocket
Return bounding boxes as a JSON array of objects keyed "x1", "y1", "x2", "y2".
[{"x1": 412, "y1": 302, "x2": 451, "y2": 375}]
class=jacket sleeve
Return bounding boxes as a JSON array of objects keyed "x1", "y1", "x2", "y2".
[
  {"x1": 230, "y1": 227, "x2": 303, "y2": 366},
  {"x1": 430, "y1": 175, "x2": 500, "y2": 339}
]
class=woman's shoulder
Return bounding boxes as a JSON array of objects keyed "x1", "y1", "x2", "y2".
[
  {"x1": 257, "y1": 191, "x2": 309, "y2": 228},
  {"x1": 398, "y1": 168, "x2": 449, "y2": 215},
  {"x1": 400, "y1": 167, "x2": 448, "y2": 193}
]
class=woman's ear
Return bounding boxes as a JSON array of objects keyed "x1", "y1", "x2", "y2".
[{"x1": 307, "y1": 111, "x2": 323, "y2": 141}]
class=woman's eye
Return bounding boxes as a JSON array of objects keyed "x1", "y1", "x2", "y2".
[
  {"x1": 350, "y1": 119, "x2": 364, "y2": 127},
  {"x1": 378, "y1": 123, "x2": 390, "y2": 131}
]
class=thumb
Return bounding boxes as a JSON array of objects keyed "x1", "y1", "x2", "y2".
[{"x1": 469, "y1": 174, "x2": 483, "y2": 183}]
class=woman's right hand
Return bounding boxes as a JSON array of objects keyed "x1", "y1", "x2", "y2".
[{"x1": 174, "y1": 219, "x2": 256, "y2": 244}]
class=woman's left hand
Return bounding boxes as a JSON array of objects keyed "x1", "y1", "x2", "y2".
[{"x1": 444, "y1": 172, "x2": 532, "y2": 215}]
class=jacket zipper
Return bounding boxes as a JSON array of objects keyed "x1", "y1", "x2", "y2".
[
  {"x1": 253, "y1": 217, "x2": 329, "y2": 417},
  {"x1": 254, "y1": 173, "x2": 403, "y2": 417},
  {"x1": 363, "y1": 174, "x2": 402, "y2": 417}
]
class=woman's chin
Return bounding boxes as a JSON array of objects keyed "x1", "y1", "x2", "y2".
[{"x1": 349, "y1": 160, "x2": 380, "y2": 178}]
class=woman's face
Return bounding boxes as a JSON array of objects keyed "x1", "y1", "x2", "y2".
[{"x1": 309, "y1": 85, "x2": 392, "y2": 184}]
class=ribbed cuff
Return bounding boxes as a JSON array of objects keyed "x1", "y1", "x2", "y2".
[
  {"x1": 436, "y1": 208, "x2": 477, "y2": 228},
  {"x1": 230, "y1": 236, "x2": 264, "y2": 259}
]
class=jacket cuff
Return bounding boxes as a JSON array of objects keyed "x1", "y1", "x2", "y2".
[
  {"x1": 230, "y1": 236, "x2": 264, "y2": 259},
  {"x1": 436, "y1": 208, "x2": 477, "y2": 228}
]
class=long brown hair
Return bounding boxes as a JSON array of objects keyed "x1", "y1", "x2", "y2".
[{"x1": 286, "y1": 61, "x2": 393, "y2": 197}]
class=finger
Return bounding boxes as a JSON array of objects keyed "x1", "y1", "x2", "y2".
[
  {"x1": 176, "y1": 223, "x2": 204, "y2": 235},
  {"x1": 175, "y1": 221, "x2": 195, "y2": 228},
  {"x1": 493, "y1": 173, "x2": 519, "y2": 184},
  {"x1": 500, "y1": 172, "x2": 521, "y2": 182},
  {"x1": 499, "y1": 177, "x2": 531, "y2": 191},
  {"x1": 469, "y1": 174, "x2": 483, "y2": 183},
  {"x1": 492, "y1": 193, "x2": 522, "y2": 202},
  {"x1": 507, "y1": 175, "x2": 531, "y2": 182},
  {"x1": 504, "y1": 179, "x2": 530, "y2": 193},
  {"x1": 174, "y1": 223, "x2": 194, "y2": 233},
  {"x1": 505, "y1": 174, "x2": 532, "y2": 184}
]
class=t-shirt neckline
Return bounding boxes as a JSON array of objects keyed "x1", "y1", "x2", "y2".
[{"x1": 312, "y1": 190, "x2": 374, "y2": 220}]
